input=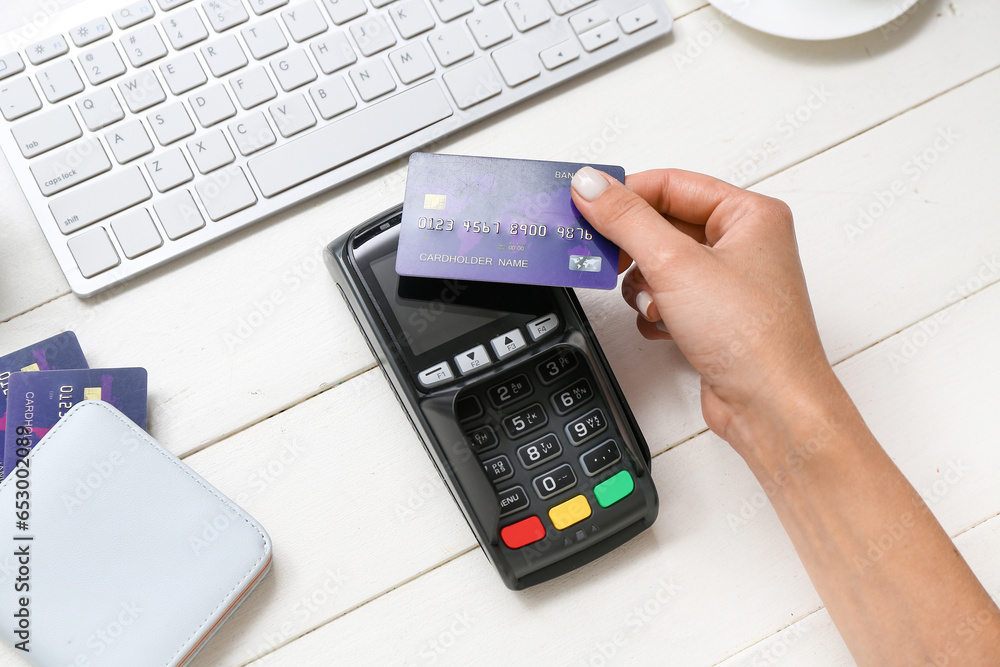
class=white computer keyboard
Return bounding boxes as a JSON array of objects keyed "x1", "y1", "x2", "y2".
[{"x1": 0, "y1": 0, "x2": 671, "y2": 296}]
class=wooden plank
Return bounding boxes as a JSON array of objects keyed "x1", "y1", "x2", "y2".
[{"x1": 224, "y1": 278, "x2": 1000, "y2": 667}]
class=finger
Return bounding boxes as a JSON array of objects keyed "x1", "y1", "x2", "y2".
[
  {"x1": 571, "y1": 167, "x2": 700, "y2": 276},
  {"x1": 624, "y1": 169, "x2": 769, "y2": 245},
  {"x1": 621, "y1": 266, "x2": 660, "y2": 322},
  {"x1": 635, "y1": 314, "x2": 672, "y2": 341}
]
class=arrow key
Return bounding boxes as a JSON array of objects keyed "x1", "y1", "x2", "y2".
[
  {"x1": 617, "y1": 3, "x2": 657, "y2": 34},
  {"x1": 578, "y1": 23, "x2": 618, "y2": 52},
  {"x1": 455, "y1": 344, "x2": 492, "y2": 375},
  {"x1": 539, "y1": 40, "x2": 579, "y2": 70},
  {"x1": 490, "y1": 328, "x2": 527, "y2": 359},
  {"x1": 569, "y1": 6, "x2": 608, "y2": 34}
]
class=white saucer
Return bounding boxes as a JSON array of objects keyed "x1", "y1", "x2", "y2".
[{"x1": 707, "y1": 0, "x2": 922, "y2": 40}]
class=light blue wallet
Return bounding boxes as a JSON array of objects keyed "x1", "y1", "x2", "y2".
[{"x1": 0, "y1": 400, "x2": 272, "y2": 666}]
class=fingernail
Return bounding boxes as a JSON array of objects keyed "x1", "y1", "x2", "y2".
[
  {"x1": 635, "y1": 291, "x2": 654, "y2": 321},
  {"x1": 571, "y1": 166, "x2": 610, "y2": 201},
  {"x1": 655, "y1": 320, "x2": 669, "y2": 333}
]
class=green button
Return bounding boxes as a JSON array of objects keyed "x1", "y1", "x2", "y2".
[{"x1": 594, "y1": 470, "x2": 634, "y2": 508}]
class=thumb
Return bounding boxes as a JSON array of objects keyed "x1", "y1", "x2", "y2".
[{"x1": 570, "y1": 167, "x2": 697, "y2": 275}]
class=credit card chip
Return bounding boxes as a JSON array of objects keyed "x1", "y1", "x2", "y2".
[{"x1": 423, "y1": 194, "x2": 447, "y2": 210}]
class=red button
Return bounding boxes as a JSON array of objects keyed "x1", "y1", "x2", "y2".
[{"x1": 501, "y1": 515, "x2": 546, "y2": 549}]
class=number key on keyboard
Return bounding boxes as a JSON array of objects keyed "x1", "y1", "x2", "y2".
[
  {"x1": 36, "y1": 61, "x2": 85, "y2": 103},
  {"x1": 121, "y1": 24, "x2": 170, "y2": 66},
  {"x1": 162, "y1": 7, "x2": 211, "y2": 49},
  {"x1": 248, "y1": 0, "x2": 290, "y2": 14},
  {"x1": 80, "y1": 42, "x2": 128, "y2": 85},
  {"x1": 203, "y1": 0, "x2": 251, "y2": 32}
]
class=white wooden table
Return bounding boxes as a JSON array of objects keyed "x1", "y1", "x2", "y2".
[{"x1": 2, "y1": 0, "x2": 999, "y2": 664}]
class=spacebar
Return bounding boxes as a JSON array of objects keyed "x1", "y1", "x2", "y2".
[{"x1": 249, "y1": 82, "x2": 454, "y2": 198}]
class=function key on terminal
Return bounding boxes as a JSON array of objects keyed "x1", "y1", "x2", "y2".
[
  {"x1": 551, "y1": 377, "x2": 593, "y2": 415},
  {"x1": 467, "y1": 424, "x2": 499, "y2": 454},
  {"x1": 490, "y1": 328, "x2": 526, "y2": 359},
  {"x1": 517, "y1": 432, "x2": 561, "y2": 469},
  {"x1": 502, "y1": 402, "x2": 548, "y2": 439},
  {"x1": 417, "y1": 361, "x2": 454, "y2": 388},
  {"x1": 532, "y1": 463, "x2": 577, "y2": 500},
  {"x1": 501, "y1": 515, "x2": 544, "y2": 548},
  {"x1": 455, "y1": 344, "x2": 492, "y2": 375},
  {"x1": 482, "y1": 454, "x2": 514, "y2": 484},
  {"x1": 487, "y1": 373, "x2": 533, "y2": 408},
  {"x1": 566, "y1": 407, "x2": 608, "y2": 446},
  {"x1": 548, "y1": 494, "x2": 591, "y2": 530},
  {"x1": 455, "y1": 394, "x2": 483, "y2": 422},
  {"x1": 536, "y1": 348, "x2": 577, "y2": 385},
  {"x1": 526, "y1": 313, "x2": 559, "y2": 341},
  {"x1": 594, "y1": 470, "x2": 634, "y2": 508},
  {"x1": 498, "y1": 485, "x2": 530, "y2": 517},
  {"x1": 580, "y1": 439, "x2": 621, "y2": 476}
]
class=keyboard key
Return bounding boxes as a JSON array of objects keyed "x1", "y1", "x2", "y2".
[
  {"x1": 77, "y1": 88, "x2": 126, "y2": 130},
  {"x1": 155, "y1": 189, "x2": 205, "y2": 238},
  {"x1": 228, "y1": 111, "x2": 277, "y2": 154},
  {"x1": 466, "y1": 424, "x2": 498, "y2": 453},
  {"x1": 160, "y1": 52, "x2": 208, "y2": 93},
  {"x1": 578, "y1": 24, "x2": 617, "y2": 51},
  {"x1": 269, "y1": 93, "x2": 316, "y2": 136},
  {"x1": 579, "y1": 439, "x2": 620, "y2": 476},
  {"x1": 30, "y1": 138, "x2": 112, "y2": 196},
  {"x1": 321, "y1": 0, "x2": 367, "y2": 25},
  {"x1": 502, "y1": 401, "x2": 548, "y2": 439},
  {"x1": 527, "y1": 313, "x2": 559, "y2": 340},
  {"x1": 569, "y1": 5, "x2": 607, "y2": 33},
  {"x1": 114, "y1": 1, "x2": 157, "y2": 29},
  {"x1": 248, "y1": 0, "x2": 289, "y2": 13},
  {"x1": 532, "y1": 463, "x2": 576, "y2": 499},
  {"x1": 310, "y1": 33, "x2": 356, "y2": 73},
  {"x1": 49, "y1": 166, "x2": 152, "y2": 233},
  {"x1": 487, "y1": 373, "x2": 532, "y2": 407},
  {"x1": 162, "y1": 7, "x2": 210, "y2": 49},
  {"x1": 189, "y1": 83, "x2": 236, "y2": 125},
  {"x1": 309, "y1": 77, "x2": 355, "y2": 118},
  {"x1": 282, "y1": 2, "x2": 328, "y2": 41},
  {"x1": 187, "y1": 128, "x2": 235, "y2": 172},
  {"x1": 429, "y1": 25, "x2": 474, "y2": 66},
  {"x1": 442, "y1": 57, "x2": 501, "y2": 109},
  {"x1": 617, "y1": 3, "x2": 657, "y2": 34},
  {"x1": 350, "y1": 16, "x2": 396, "y2": 57},
  {"x1": 493, "y1": 42, "x2": 538, "y2": 86},
  {"x1": 120, "y1": 24, "x2": 169, "y2": 66},
  {"x1": 201, "y1": 35, "x2": 248, "y2": 76},
  {"x1": 539, "y1": 40, "x2": 578, "y2": 70},
  {"x1": 248, "y1": 80, "x2": 453, "y2": 197},
  {"x1": 0, "y1": 53, "x2": 26, "y2": 81},
  {"x1": 467, "y1": 7, "x2": 512, "y2": 48},
  {"x1": 593, "y1": 469, "x2": 633, "y2": 507},
  {"x1": 536, "y1": 348, "x2": 576, "y2": 384},
  {"x1": 118, "y1": 70, "x2": 167, "y2": 112},
  {"x1": 388, "y1": 43, "x2": 435, "y2": 84},
  {"x1": 455, "y1": 394, "x2": 483, "y2": 421},
  {"x1": 482, "y1": 454, "x2": 514, "y2": 484},
  {"x1": 36, "y1": 61, "x2": 85, "y2": 103},
  {"x1": 565, "y1": 407, "x2": 607, "y2": 445},
  {"x1": 517, "y1": 432, "x2": 561, "y2": 469},
  {"x1": 551, "y1": 377, "x2": 593, "y2": 415},
  {"x1": 388, "y1": 0, "x2": 434, "y2": 38},
  {"x1": 145, "y1": 147, "x2": 194, "y2": 190},
  {"x1": 0, "y1": 78, "x2": 42, "y2": 121},
  {"x1": 147, "y1": 101, "x2": 197, "y2": 143},
  {"x1": 203, "y1": 0, "x2": 250, "y2": 31},
  {"x1": 11, "y1": 105, "x2": 82, "y2": 158},
  {"x1": 348, "y1": 60, "x2": 395, "y2": 102},
  {"x1": 26, "y1": 35, "x2": 70, "y2": 66},
  {"x1": 430, "y1": 0, "x2": 474, "y2": 22},
  {"x1": 111, "y1": 208, "x2": 163, "y2": 258},
  {"x1": 79, "y1": 42, "x2": 128, "y2": 85},
  {"x1": 68, "y1": 227, "x2": 120, "y2": 277},
  {"x1": 504, "y1": 0, "x2": 550, "y2": 32},
  {"x1": 105, "y1": 119, "x2": 155, "y2": 163},
  {"x1": 497, "y1": 486, "x2": 530, "y2": 518},
  {"x1": 242, "y1": 17, "x2": 289, "y2": 58},
  {"x1": 195, "y1": 166, "x2": 257, "y2": 219},
  {"x1": 500, "y1": 515, "x2": 544, "y2": 548},
  {"x1": 547, "y1": 0, "x2": 591, "y2": 15},
  {"x1": 549, "y1": 494, "x2": 591, "y2": 530},
  {"x1": 157, "y1": 0, "x2": 196, "y2": 8},
  {"x1": 270, "y1": 49, "x2": 317, "y2": 90},
  {"x1": 71, "y1": 17, "x2": 114, "y2": 47},
  {"x1": 230, "y1": 66, "x2": 277, "y2": 108}
]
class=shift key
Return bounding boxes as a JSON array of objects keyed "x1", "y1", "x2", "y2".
[{"x1": 50, "y1": 167, "x2": 151, "y2": 234}]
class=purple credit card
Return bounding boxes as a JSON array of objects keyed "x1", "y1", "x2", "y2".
[
  {"x1": 2, "y1": 367, "x2": 147, "y2": 480},
  {"x1": 396, "y1": 154, "x2": 624, "y2": 290},
  {"x1": 0, "y1": 332, "x2": 88, "y2": 480}
]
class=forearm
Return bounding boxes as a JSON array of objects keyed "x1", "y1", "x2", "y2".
[{"x1": 728, "y1": 372, "x2": 1000, "y2": 666}]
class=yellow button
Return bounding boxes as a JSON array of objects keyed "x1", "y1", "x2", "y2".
[{"x1": 548, "y1": 494, "x2": 592, "y2": 530}]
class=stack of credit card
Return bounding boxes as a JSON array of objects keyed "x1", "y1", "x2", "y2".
[
  {"x1": 0, "y1": 332, "x2": 147, "y2": 481},
  {"x1": 397, "y1": 153, "x2": 624, "y2": 290}
]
